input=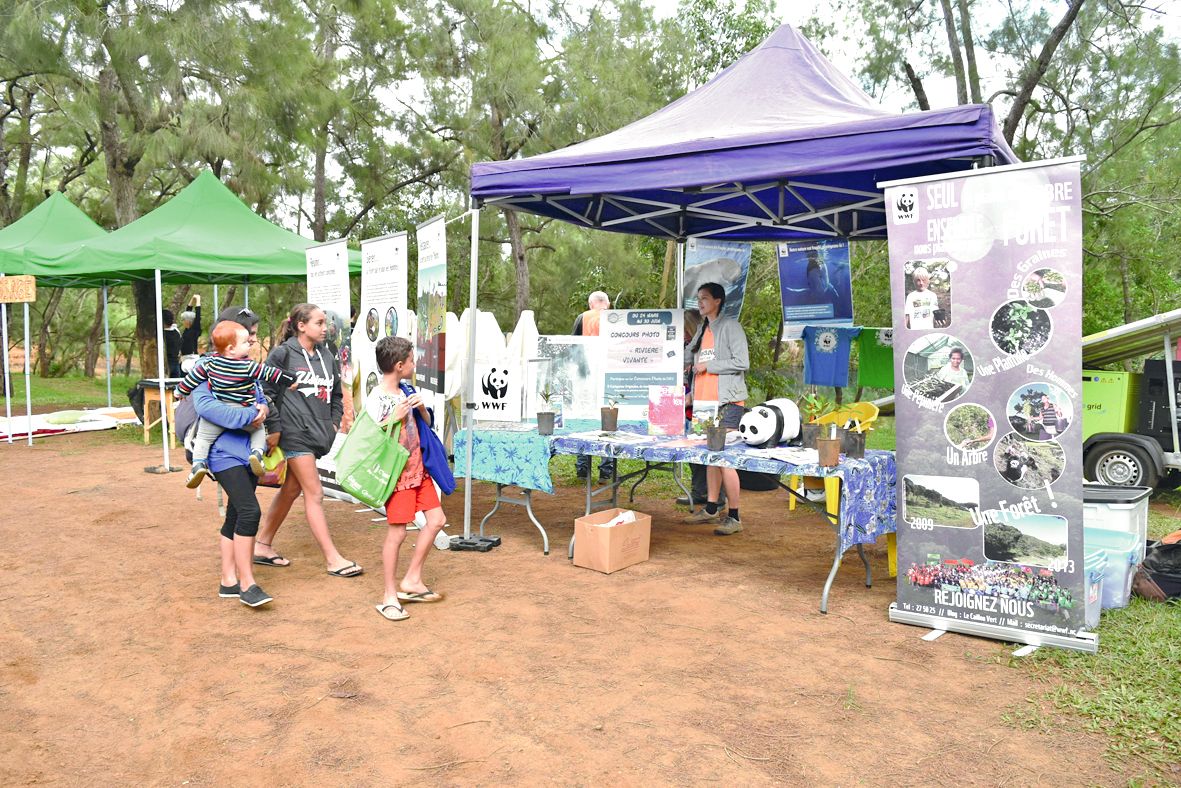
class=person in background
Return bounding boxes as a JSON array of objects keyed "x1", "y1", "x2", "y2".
[
  {"x1": 179, "y1": 294, "x2": 202, "y2": 359},
  {"x1": 572, "y1": 290, "x2": 615, "y2": 481},
  {"x1": 162, "y1": 309, "x2": 183, "y2": 378},
  {"x1": 252, "y1": 303, "x2": 362, "y2": 577},
  {"x1": 365, "y1": 336, "x2": 449, "y2": 621},
  {"x1": 683, "y1": 282, "x2": 749, "y2": 536}
]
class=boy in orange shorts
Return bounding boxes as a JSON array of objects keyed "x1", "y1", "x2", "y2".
[{"x1": 364, "y1": 337, "x2": 447, "y2": 621}]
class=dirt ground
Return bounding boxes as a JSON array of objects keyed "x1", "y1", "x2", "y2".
[{"x1": 1, "y1": 431, "x2": 1122, "y2": 786}]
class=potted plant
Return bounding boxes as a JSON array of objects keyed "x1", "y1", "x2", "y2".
[
  {"x1": 601, "y1": 397, "x2": 620, "y2": 432},
  {"x1": 693, "y1": 413, "x2": 728, "y2": 451},
  {"x1": 537, "y1": 385, "x2": 559, "y2": 436},
  {"x1": 813, "y1": 420, "x2": 843, "y2": 467},
  {"x1": 799, "y1": 393, "x2": 837, "y2": 449}
]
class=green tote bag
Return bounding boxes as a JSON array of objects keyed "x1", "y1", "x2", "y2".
[{"x1": 336, "y1": 411, "x2": 410, "y2": 509}]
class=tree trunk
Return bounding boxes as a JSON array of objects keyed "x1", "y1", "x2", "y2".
[
  {"x1": 36, "y1": 287, "x2": 64, "y2": 377},
  {"x1": 84, "y1": 290, "x2": 106, "y2": 377},
  {"x1": 503, "y1": 208, "x2": 531, "y2": 315},
  {"x1": 957, "y1": 0, "x2": 982, "y2": 103},
  {"x1": 938, "y1": 0, "x2": 968, "y2": 105},
  {"x1": 8, "y1": 86, "x2": 35, "y2": 225},
  {"x1": 903, "y1": 62, "x2": 931, "y2": 111},
  {"x1": 1002, "y1": 0, "x2": 1085, "y2": 144},
  {"x1": 659, "y1": 240, "x2": 675, "y2": 307},
  {"x1": 169, "y1": 285, "x2": 191, "y2": 315},
  {"x1": 312, "y1": 121, "x2": 328, "y2": 242},
  {"x1": 221, "y1": 285, "x2": 237, "y2": 311},
  {"x1": 1120, "y1": 256, "x2": 1133, "y2": 325}
]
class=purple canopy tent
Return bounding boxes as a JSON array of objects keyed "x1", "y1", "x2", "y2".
[
  {"x1": 471, "y1": 24, "x2": 1017, "y2": 242},
  {"x1": 458, "y1": 24, "x2": 1017, "y2": 545}
]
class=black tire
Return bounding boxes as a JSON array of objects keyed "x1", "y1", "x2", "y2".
[
  {"x1": 1157, "y1": 469, "x2": 1181, "y2": 491},
  {"x1": 1084, "y1": 443, "x2": 1159, "y2": 488}
]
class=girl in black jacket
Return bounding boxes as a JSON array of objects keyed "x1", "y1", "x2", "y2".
[{"x1": 253, "y1": 303, "x2": 362, "y2": 577}]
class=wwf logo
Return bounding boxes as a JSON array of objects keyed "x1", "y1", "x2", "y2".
[
  {"x1": 481, "y1": 368, "x2": 509, "y2": 400},
  {"x1": 892, "y1": 187, "x2": 919, "y2": 224}
]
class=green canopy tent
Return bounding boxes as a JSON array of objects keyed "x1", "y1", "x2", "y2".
[
  {"x1": 0, "y1": 193, "x2": 108, "y2": 443},
  {"x1": 14, "y1": 171, "x2": 360, "y2": 468}
]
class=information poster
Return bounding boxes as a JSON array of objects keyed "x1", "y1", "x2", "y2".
[
  {"x1": 682, "y1": 239, "x2": 751, "y2": 319},
  {"x1": 529, "y1": 336, "x2": 604, "y2": 419},
  {"x1": 305, "y1": 239, "x2": 350, "y2": 322},
  {"x1": 777, "y1": 239, "x2": 854, "y2": 339},
  {"x1": 355, "y1": 233, "x2": 411, "y2": 400},
  {"x1": 415, "y1": 216, "x2": 447, "y2": 437},
  {"x1": 602, "y1": 309, "x2": 683, "y2": 419},
  {"x1": 885, "y1": 158, "x2": 1090, "y2": 651}
]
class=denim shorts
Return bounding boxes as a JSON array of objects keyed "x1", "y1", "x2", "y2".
[{"x1": 283, "y1": 449, "x2": 314, "y2": 460}]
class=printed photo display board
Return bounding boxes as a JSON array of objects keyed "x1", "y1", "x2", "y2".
[
  {"x1": 682, "y1": 239, "x2": 751, "y2": 319},
  {"x1": 415, "y1": 216, "x2": 447, "y2": 437},
  {"x1": 885, "y1": 158, "x2": 1091, "y2": 651},
  {"x1": 354, "y1": 233, "x2": 411, "y2": 401},
  {"x1": 602, "y1": 309, "x2": 683, "y2": 420},
  {"x1": 306, "y1": 239, "x2": 354, "y2": 396},
  {"x1": 776, "y1": 239, "x2": 854, "y2": 339}
]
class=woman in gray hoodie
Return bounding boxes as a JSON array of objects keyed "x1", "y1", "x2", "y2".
[{"x1": 252, "y1": 303, "x2": 362, "y2": 577}]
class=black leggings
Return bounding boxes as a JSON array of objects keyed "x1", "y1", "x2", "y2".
[{"x1": 218, "y1": 464, "x2": 261, "y2": 539}]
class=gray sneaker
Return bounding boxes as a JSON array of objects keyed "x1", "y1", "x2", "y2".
[
  {"x1": 684, "y1": 507, "x2": 722, "y2": 524},
  {"x1": 239, "y1": 584, "x2": 273, "y2": 608},
  {"x1": 714, "y1": 516, "x2": 743, "y2": 536}
]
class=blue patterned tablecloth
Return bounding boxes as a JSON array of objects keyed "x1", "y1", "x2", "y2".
[
  {"x1": 453, "y1": 420, "x2": 608, "y2": 495},
  {"x1": 552, "y1": 433, "x2": 896, "y2": 555},
  {"x1": 454, "y1": 424, "x2": 896, "y2": 555}
]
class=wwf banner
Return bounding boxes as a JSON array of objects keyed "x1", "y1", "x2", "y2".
[
  {"x1": 415, "y1": 216, "x2": 447, "y2": 438},
  {"x1": 884, "y1": 159, "x2": 1092, "y2": 652}
]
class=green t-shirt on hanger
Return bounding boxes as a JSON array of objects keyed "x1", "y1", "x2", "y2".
[{"x1": 857, "y1": 328, "x2": 895, "y2": 389}]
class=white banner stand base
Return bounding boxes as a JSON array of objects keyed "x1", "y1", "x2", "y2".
[{"x1": 889, "y1": 603, "x2": 1099, "y2": 654}]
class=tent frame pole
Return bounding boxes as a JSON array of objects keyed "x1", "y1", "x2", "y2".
[
  {"x1": 463, "y1": 208, "x2": 479, "y2": 540},
  {"x1": 1, "y1": 274, "x2": 11, "y2": 444},
  {"x1": 23, "y1": 302, "x2": 32, "y2": 446},
  {"x1": 213, "y1": 284, "x2": 219, "y2": 313},
  {"x1": 676, "y1": 241, "x2": 685, "y2": 309},
  {"x1": 103, "y1": 283, "x2": 112, "y2": 408},
  {"x1": 243, "y1": 277, "x2": 249, "y2": 309},
  {"x1": 154, "y1": 269, "x2": 172, "y2": 470}
]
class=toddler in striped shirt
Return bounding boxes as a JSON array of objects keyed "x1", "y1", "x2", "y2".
[{"x1": 178, "y1": 320, "x2": 296, "y2": 488}]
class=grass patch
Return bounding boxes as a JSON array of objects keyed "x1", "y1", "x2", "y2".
[
  {"x1": 7, "y1": 373, "x2": 138, "y2": 411},
  {"x1": 1021, "y1": 599, "x2": 1181, "y2": 778},
  {"x1": 1015, "y1": 494, "x2": 1181, "y2": 778},
  {"x1": 866, "y1": 415, "x2": 895, "y2": 450}
]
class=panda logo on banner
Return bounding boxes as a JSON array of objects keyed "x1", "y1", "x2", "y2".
[
  {"x1": 482, "y1": 368, "x2": 509, "y2": 400},
  {"x1": 893, "y1": 188, "x2": 919, "y2": 225}
]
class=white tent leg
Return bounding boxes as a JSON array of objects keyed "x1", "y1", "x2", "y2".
[
  {"x1": 213, "y1": 284, "x2": 219, "y2": 312},
  {"x1": 243, "y1": 278, "x2": 249, "y2": 309},
  {"x1": 23, "y1": 302, "x2": 32, "y2": 446},
  {"x1": 1, "y1": 275, "x2": 11, "y2": 444},
  {"x1": 103, "y1": 284, "x2": 112, "y2": 408},
  {"x1": 154, "y1": 269, "x2": 171, "y2": 469},
  {"x1": 462, "y1": 208, "x2": 480, "y2": 540}
]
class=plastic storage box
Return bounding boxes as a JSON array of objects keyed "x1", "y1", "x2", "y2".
[
  {"x1": 1083, "y1": 484, "x2": 1151, "y2": 563},
  {"x1": 1083, "y1": 549, "x2": 1106, "y2": 629},
  {"x1": 1083, "y1": 526, "x2": 1142, "y2": 609}
]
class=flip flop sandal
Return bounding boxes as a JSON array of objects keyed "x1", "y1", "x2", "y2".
[
  {"x1": 397, "y1": 589, "x2": 443, "y2": 603},
  {"x1": 327, "y1": 562, "x2": 363, "y2": 578},
  {"x1": 375, "y1": 602, "x2": 409, "y2": 621},
  {"x1": 253, "y1": 554, "x2": 290, "y2": 567}
]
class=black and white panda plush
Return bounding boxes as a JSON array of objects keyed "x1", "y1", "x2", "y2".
[{"x1": 738, "y1": 398, "x2": 801, "y2": 448}]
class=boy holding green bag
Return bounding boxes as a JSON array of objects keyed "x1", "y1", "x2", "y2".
[{"x1": 365, "y1": 337, "x2": 449, "y2": 621}]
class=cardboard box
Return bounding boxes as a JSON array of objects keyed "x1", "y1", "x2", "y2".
[{"x1": 573, "y1": 507, "x2": 652, "y2": 574}]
